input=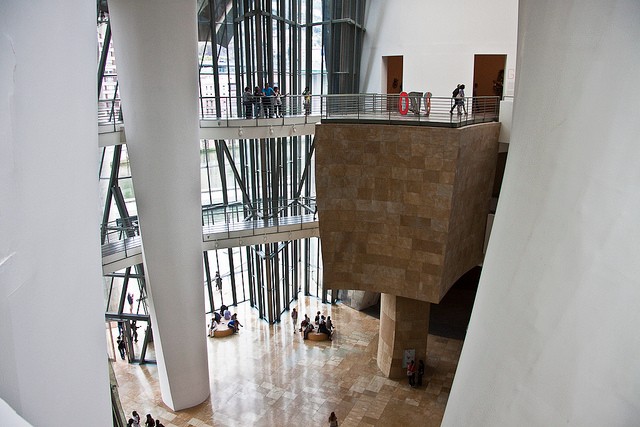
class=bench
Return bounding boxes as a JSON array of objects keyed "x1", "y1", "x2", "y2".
[
  {"x1": 211, "y1": 323, "x2": 234, "y2": 337},
  {"x1": 303, "y1": 331, "x2": 329, "y2": 341}
]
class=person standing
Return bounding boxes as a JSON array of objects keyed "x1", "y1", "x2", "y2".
[
  {"x1": 243, "y1": 86, "x2": 253, "y2": 118},
  {"x1": 302, "y1": 86, "x2": 311, "y2": 115},
  {"x1": 407, "y1": 360, "x2": 416, "y2": 387},
  {"x1": 132, "y1": 411, "x2": 141, "y2": 427},
  {"x1": 130, "y1": 320, "x2": 139, "y2": 342},
  {"x1": 328, "y1": 411, "x2": 339, "y2": 427},
  {"x1": 253, "y1": 86, "x2": 264, "y2": 117},
  {"x1": 215, "y1": 271, "x2": 222, "y2": 291},
  {"x1": 291, "y1": 308, "x2": 298, "y2": 333},
  {"x1": 273, "y1": 86, "x2": 284, "y2": 117},
  {"x1": 145, "y1": 414, "x2": 155, "y2": 427},
  {"x1": 416, "y1": 360, "x2": 425, "y2": 387},
  {"x1": 127, "y1": 292, "x2": 134, "y2": 313},
  {"x1": 263, "y1": 83, "x2": 275, "y2": 117}
]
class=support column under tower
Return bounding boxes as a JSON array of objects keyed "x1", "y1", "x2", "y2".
[
  {"x1": 377, "y1": 294, "x2": 430, "y2": 378},
  {"x1": 108, "y1": 0, "x2": 209, "y2": 410}
]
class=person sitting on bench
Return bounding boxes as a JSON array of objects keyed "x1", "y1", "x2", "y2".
[{"x1": 228, "y1": 313, "x2": 243, "y2": 333}]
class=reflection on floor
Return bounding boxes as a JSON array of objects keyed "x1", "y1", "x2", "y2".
[{"x1": 112, "y1": 296, "x2": 463, "y2": 427}]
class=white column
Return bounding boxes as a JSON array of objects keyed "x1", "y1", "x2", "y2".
[
  {"x1": 444, "y1": 1, "x2": 640, "y2": 425},
  {"x1": 108, "y1": 0, "x2": 209, "y2": 410},
  {"x1": 0, "y1": 1, "x2": 111, "y2": 426}
]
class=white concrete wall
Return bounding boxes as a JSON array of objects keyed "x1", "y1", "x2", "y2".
[
  {"x1": 0, "y1": 1, "x2": 111, "y2": 426},
  {"x1": 108, "y1": 0, "x2": 210, "y2": 411},
  {"x1": 443, "y1": 1, "x2": 640, "y2": 425},
  {"x1": 0, "y1": 399, "x2": 31, "y2": 427},
  {"x1": 360, "y1": 0, "x2": 518, "y2": 98}
]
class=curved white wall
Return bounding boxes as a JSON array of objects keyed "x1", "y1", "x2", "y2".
[
  {"x1": 443, "y1": 1, "x2": 640, "y2": 425},
  {"x1": 360, "y1": 0, "x2": 518, "y2": 98},
  {"x1": 0, "y1": 1, "x2": 111, "y2": 426}
]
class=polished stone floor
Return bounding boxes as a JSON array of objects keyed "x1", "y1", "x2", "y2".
[{"x1": 111, "y1": 296, "x2": 463, "y2": 427}]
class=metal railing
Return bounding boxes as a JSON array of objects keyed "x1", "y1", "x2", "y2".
[
  {"x1": 100, "y1": 198, "x2": 317, "y2": 256},
  {"x1": 201, "y1": 197, "x2": 317, "y2": 228},
  {"x1": 101, "y1": 216, "x2": 141, "y2": 262},
  {"x1": 98, "y1": 93, "x2": 500, "y2": 129},
  {"x1": 98, "y1": 98, "x2": 123, "y2": 130},
  {"x1": 320, "y1": 93, "x2": 500, "y2": 126}
]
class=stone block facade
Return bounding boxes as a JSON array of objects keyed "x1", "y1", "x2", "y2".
[{"x1": 315, "y1": 123, "x2": 500, "y2": 303}]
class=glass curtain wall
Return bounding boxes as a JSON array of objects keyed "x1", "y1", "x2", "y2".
[{"x1": 98, "y1": 0, "x2": 366, "y2": 330}]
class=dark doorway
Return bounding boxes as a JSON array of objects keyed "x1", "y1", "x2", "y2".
[
  {"x1": 429, "y1": 266, "x2": 481, "y2": 340},
  {"x1": 473, "y1": 54, "x2": 506, "y2": 99}
]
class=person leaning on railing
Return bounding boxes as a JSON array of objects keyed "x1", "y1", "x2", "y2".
[
  {"x1": 243, "y1": 87, "x2": 253, "y2": 118},
  {"x1": 253, "y1": 86, "x2": 263, "y2": 117}
]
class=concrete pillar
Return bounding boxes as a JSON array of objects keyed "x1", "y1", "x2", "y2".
[
  {"x1": 0, "y1": 1, "x2": 111, "y2": 425},
  {"x1": 377, "y1": 294, "x2": 430, "y2": 378},
  {"x1": 443, "y1": 1, "x2": 640, "y2": 425},
  {"x1": 108, "y1": 0, "x2": 209, "y2": 410}
]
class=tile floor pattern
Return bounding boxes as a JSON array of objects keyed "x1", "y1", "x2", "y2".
[{"x1": 112, "y1": 297, "x2": 463, "y2": 427}]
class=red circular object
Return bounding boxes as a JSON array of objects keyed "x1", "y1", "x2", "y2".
[{"x1": 398, "y1": 91, "x2": 409, "y2": 115}]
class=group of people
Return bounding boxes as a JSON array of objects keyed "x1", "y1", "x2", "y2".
[
  {"x1": 208, "y1": 304, "x2": 244, "y2": 336},
  {"x1": 294, "y1": 309, "x2": 334, "y2": 340},
  {"x1": 242, "y1": 85, "x2": 312, "y2": 118},
  {"x1": 243, "y1": 83, "x2": 286, "y2": 118},
  {"x1": 127, "y1": 411, "x2": 164, "y2": 427},
  {"x1": 115, "y1": 319, "x2": 141, "y2": 360},
  {"x1": 406, "y1": 359, "x2": 426, "y2": 388}
]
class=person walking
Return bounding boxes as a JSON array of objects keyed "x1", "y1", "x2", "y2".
[
  {"x1": 291, "y1": 308, "x2": 298, "y2": 333},
  {"x1": 117, "y1": 336, "x2": 126, "y2": 360},
  {"x1": 450, "y1": 84, "x2": 466, "y2": 115}
]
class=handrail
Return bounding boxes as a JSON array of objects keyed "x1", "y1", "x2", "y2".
[
  {"x1": 201, "y1": 197, "x2": 317, "y2": 227},
  {"x1": 98, "y1": 93, "x2": 500, "y2": 128},
  {"x1": 101, "y1": 197, "x2": 317, "y2": 251}
]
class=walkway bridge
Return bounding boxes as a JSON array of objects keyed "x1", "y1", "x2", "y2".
[{"x1": 101, "y1": 200, "x2": 318, "y2": 274}]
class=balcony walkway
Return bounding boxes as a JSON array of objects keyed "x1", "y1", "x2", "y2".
[
  {"x1": 98, "y1": 93, "x2": 500, "y2": 146},
  {"x1": 101, "y1": 214, "x2": 318, "y2": 274}
]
